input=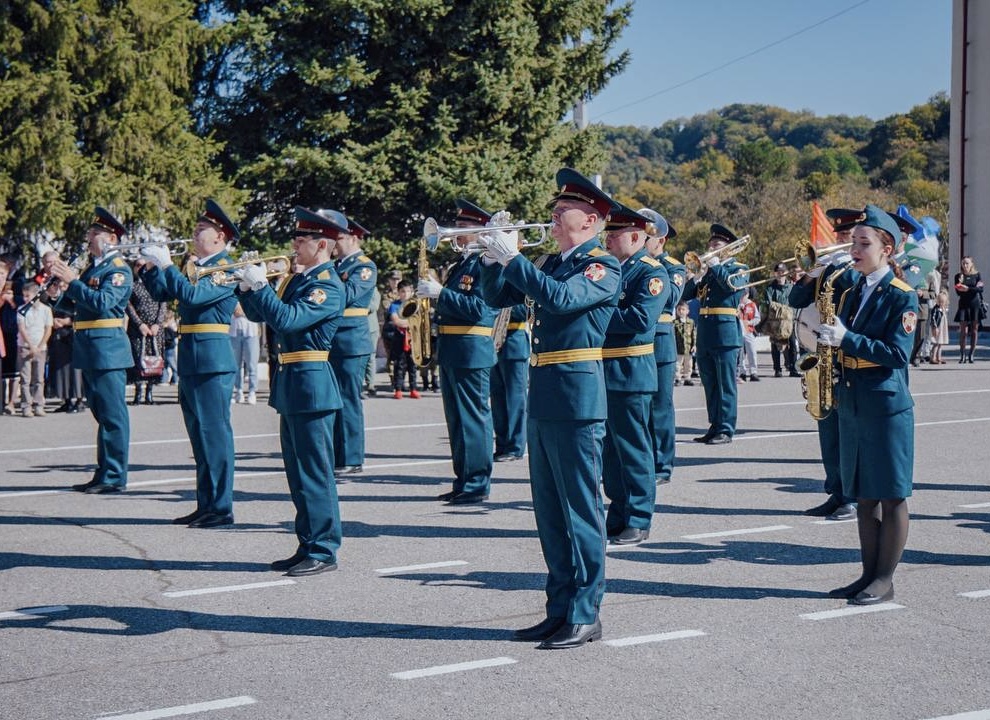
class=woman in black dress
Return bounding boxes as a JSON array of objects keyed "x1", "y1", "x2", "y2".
[
  {"x1": 125, "y1": 268, "x2": 166, "y2": 404},
  {"x1": 953, "y1": 256, "x2": 984, "y2": 363},
  {"x1": 47, "y1": 279, "x2": 85, "y2": 412}
]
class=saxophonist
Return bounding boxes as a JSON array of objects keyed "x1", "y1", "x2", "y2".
[{"x1": 417, "y1": 199, "x2": 497, "y2": 505}]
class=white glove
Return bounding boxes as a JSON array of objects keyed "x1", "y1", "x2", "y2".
[
  {"x1": 236, "y1": 264, "x2": 268, "y2": 292},
  {"x1": 817, "y1": 317, "x2": 847, "y2": 347},
  {"x1": 828, "y1": 252, "x2": 853, "y2": 267},
  {"x1": 481, "y1": 228, "x2": 519, "y2": 267},
  {"x1": 417, "y1": 278, "x2": 442, "y2": 299},
  {"x1": 140, "y1": 244, "x2": 173, "y2": 269},
  {"x1": 807, "y1": 265, "x2": 826, "y2": 279},
  {"x1": 706, "y1": 255, "x2": 722, "y2": 267}
]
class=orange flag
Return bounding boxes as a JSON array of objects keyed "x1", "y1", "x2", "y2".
[{"x1": 810, "y1": 201, "x2": 835, "y2": 247}]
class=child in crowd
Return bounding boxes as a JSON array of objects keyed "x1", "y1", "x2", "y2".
[
  {"x1": 386, "y1": 280, "x2": 419, "y2": 399},
  {"x1": 929, "y1": 289, "x2": 949, "y2": 365},
  {"x1": 673, "y1": 301, "x2": 696, "y2": 386},
  {"x1": 162, "y1": 309, "x2": 179, "y2": 384},
  {"x1": 16, "y1": 282, "x2": 53, "y2": 417},
  {"x1": 737, "y1": 288, "x2": 761, "y2": 382}
]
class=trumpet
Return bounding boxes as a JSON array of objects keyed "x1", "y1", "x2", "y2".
[
  {"x1": 115, "y1": 239, "x2": 189, "y2": 259},
  {"x1": 683, "y1": 235, "x2": 751, "y2": 275},
  {"x1": 189, "y1": 251, "x2": 294, "y2": 286},
  {"x1": 422, "y1": 218, "x2": 550, "y2": 253},
  {"x1": 726, "y1": 241, "x2": 854, "y2": 290}
]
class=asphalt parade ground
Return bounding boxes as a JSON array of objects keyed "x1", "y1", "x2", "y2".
[{"x1": 2, "y1": 355, "x2": 990, "y2": 720}]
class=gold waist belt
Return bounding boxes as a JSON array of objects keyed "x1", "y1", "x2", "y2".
[
  {"x1": 506, "y1": 322, "x2": 528, "y2": 331},
  {"x1": 657, "y1": 313, "x2": 673, "y2": 323},
  {"x1": 838, "y1": 352, "x2": 881, "y2": 370},
  {"x1": 180, "y1": 324, "x2": 231, "y2": 334},
  {"x1": 699, "y1": 307, "x2": 738, "y2": 316},
  {"x1": 343, "y1": 308, "x2": 368, "y2": 317},
  {"x1": 278, "y1": 350, "x2": 330, "y2": 364},
  {"x1": 530, "y1": 348, "x2": 603, "y2": 367},
  {"x1": 74, "y1": 318, "x2": 125, "y2": 330},
  {"x1": 439, "y1": 325, "x2": 493, "y2": 336},
  {"x1": 602, "y1": 343, "x2": 655, "y2": 359}
]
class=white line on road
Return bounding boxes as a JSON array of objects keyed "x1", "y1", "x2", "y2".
[
  {"x1": 959, "y1": 502, "x2": 990, "y2": 509},
  {"x1": 391, "y1": 656, "x2": 516, "y2": 680},
  {"x1": 920, "y1": 710, "x2": 990, "y2": 720},
  {"x1": 376, "y1": 560, "x2": 469, "y2": 575},
  {"x1": 98, "y1": 696, "x2": 257, "y2": 719},
  {"x1": 604, "y1": 629, "x2": 707, "y2": 647},
  {"x1": 800, "y1": 603, "x2": 904, "y2": 620},
  {"x1": 810, "y1": 519, "x2": 856, "y2": 525},
  {"x1": 0, "y1": 605, "x2": 69, "y2": 620},
  {"x1": 682, "y1": 525, "x2": 791, "y2": 540},
  {"x1": 958, "y1": 589, "x2": 990, "y2": 598},
  {"x1": 163, "y1": 580, "x2": 295, "y2": 598}
]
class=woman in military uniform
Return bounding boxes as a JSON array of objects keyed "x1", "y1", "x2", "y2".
[{"x1": 817, "y1": 205, "x2": 919, "y2": 606}]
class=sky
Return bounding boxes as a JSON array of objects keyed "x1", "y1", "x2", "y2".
[{"x1": 586, "y1": 0, "x2": 952, "y2": 127}]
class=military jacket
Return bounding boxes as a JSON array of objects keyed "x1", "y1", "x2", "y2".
[
  {"x1": 682, "y1": 260, "x2": 747, "y2": 349},
  {"x1": 496, "y1": 303, "x2": 530, "y2": 362},
  {"x1": 603, "y1": 249, "x2": 668, "y2": 393},
  {"x1": 239, "y1": 262, "x2": 345, "y2": 415},
  {"x1": 480, "y1": 238, "x2": 620, "y2": 421},
  {"x1": 834, "y1": 269, "x2": 918, "y2": 417},
  {"x1": 142, "y1": 251, "x2": 238, "y2": 376},
  {"x1": 653, "y1": 251, "x2": 685, "y2": 363},
  {"x1": 332, "y1": 251, "x2": 377, "y2": 357},
  {"x1": 56, "y1": 251, "x2": 133, "y2": 370},
  {"x1": 435, "y1": 253, "x2": 497, "y2": 370}
]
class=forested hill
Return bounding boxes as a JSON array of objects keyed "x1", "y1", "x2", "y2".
[{"x1": 596, "y1": 95, "x2": 949, "y2": 264}]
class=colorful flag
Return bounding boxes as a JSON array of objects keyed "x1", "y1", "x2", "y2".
[{"x1": 810, "y1": 202, "x2": 835, "y2": 247}]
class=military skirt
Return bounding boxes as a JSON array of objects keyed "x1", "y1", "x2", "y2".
[{"x1": 838, "y1": 405, "x2": 914, "y2": 500}]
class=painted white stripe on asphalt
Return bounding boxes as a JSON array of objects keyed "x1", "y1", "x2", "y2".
[
  {"x1": 959, "y1": 589, "x2": 990, "y2": 599},
  {"x1": 959, "y1": 502, "x2": 990, "y2": 509},
  {"x1": 921, "y1": 710, "x2": 990, "y2": 720},
  {"x1": 0, "y1": 605, "x2": 69, "y2": 620},
  {"x1": 391, "y1": 656, "x2": 516, "y2": 680},
  {"x1": 604, "y1": 629, "x2": 707, "y2": 647},
  {"x1": 810, "y1": 519, "x2": 856, "y2": 525},
  {"x1": 376, "y1": 560, "x2": 469, "y2": 575},
  {"x1": 800, "y1": 603, "x2": 904, "y2": 620},
  {"x1": 99, "y1": 696, "x2": 257, "y2": 719},
  {"x1": 683, "y1": 525, "x2": 791, "y2": 540},
  {"x1": 163, "y1": 580, "x2": 295, "y2": 598}
]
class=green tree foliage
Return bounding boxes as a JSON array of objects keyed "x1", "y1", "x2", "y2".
[
  {"x1": 0, "y1": 0, "x2": 235, "y2": 257},
  {"x1": 197, "y1": 0, "x2": 632, "y2": 262}
]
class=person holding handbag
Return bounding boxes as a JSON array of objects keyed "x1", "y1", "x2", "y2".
[{"x1": 125, "y1": 267, "x2": 166, "y2": 404}]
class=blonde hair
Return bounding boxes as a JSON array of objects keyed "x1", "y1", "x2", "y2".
[
  {"x1": 961, "y1": 256, "x2": 979, "y2": 273},
  {"x1": 937, "y1": 289, "x2": 949, "y2": 308}
]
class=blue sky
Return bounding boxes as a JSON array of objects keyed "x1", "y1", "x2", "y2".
[{"x1": 587, "y1": 0, "x2": 952, "y2": 127}]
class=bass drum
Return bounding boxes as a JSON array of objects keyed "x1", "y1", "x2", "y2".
[{"x1": 795, "y1": 305, "x2": 821, "y2": 354}]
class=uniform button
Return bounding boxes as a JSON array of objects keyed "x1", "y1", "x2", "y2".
[
  {"x1": 533, "y1": 338, "x2": 540, "y2": 345},
  {"x1": 845, "y1": 381, "x2": 851, "y2": 388},
  {"x1": 535, "y1": 320, "x2": 541, "y2": 326}
]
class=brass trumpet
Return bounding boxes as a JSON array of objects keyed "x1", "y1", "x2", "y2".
[
  {"x1": 422, "y1": 217, "x2": 549, "y2": 253},
  {"x1": 683, "y1": 235, "x2": 751, "y2": 275},
  {"x1": 116, "y1": 239, "x2": 188, "y2": 259},
  {"x1": 726, "y1": 241, "x2": 854, "y2": 290},
  {"x1": 189, "y1": 251, "x2": 294, "y2": 286}
]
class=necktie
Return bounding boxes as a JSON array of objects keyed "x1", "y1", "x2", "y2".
[{"x1": 850, "y1": 277, "x2": 868, "y2": 326}]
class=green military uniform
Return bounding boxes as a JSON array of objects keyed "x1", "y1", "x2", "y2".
[
  {"x1": 652, "y1": 245, "x2": 685, "y2": 482},
  {"x1": 491, "y1": 303, "x2": 529, "y2": 460}
]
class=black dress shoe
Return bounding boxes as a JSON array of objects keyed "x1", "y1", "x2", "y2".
[
  {"x1": 655, "y1": 474, "x2": 671, "y2": 485},
  {"x1": 172, "y1": 510, "x2": 206, "y2": 525},
  {"x1": 67, "y1": 401, "x2": 82, "y2": 413},
  {"x1": 538, "y1": 619, "x2": 602, "y2": 650},
  {"x1": 705, "y1": 433, "x2": 732, "y2": 445},
  {"x1": 493, "y1": 453, "x2": 522, "y2": 462},
  {"x1": 336, "y1": 465, "x2": 363, "y2": 475},
  {"x1": 187, "y1": 512, "x2": 234, "y2": 528},
  {"x1": 84, "y1": 482, "x2": 123, "y2": 494},
  {"x1": 446, "y1": 490, "x2": 489, "y2": 505},
  {"x1": 827, "y1": 578, "x2": 871, "y2": 599},
  {"x1": 693, "y1": 431, "x2": 715, "y2": 443},
  {"x1": 437, "y1": 490, "x2": 459, "y2": 502},
  {"x1": 285, "y1": 557, "x2": 338, "y2": 577},
  {"x1": 513, "y1": 616, "x2": 566, "y2": 642},
  {"x1": 71, "y1": 480, "x2": 100, "y2": 493},
  {"x1": 270, "y1": 553, "x2": 305, "y2": 571},
  {"x1": 826, "y1": 503, "x2": 857, "y2": 521},
  {"x1": 54, "y1": 401, "x2": 72, "y2": 413},
  {"x1": 804, "y1": 496, "x2": 842, "y2": 517},
  {"x1": 609, "y1": 527, "x2": 649, "y2": 546},
  {"x1": 849, "y1": 584, "x2": 894, "y2": 606}
]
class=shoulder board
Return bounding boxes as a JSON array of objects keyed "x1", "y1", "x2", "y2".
[
  {"x1": 112, "y1": 257, "x2": 125, "y2": 267},
  {"x1": 217, "y1": 258, "x2": 229, "y2": 266},
  {"x1": 889, "y1": 278, "x2": 913, "y2": 292},
  {"x1": 665, "y1": 256, "x2": 683, "y2": 266},
  {"x1": 358, "y1": 255, "x2": 372, "y2": 264},
  {"x1": 639, "y1": 256, "x2": 660, "y2": 267},
  {"x1": 317, "y1": 270, "x2": 331, "y2": 280},
  {"x1": 588, "y1": 247, "x2": 607, "y2": 257}
]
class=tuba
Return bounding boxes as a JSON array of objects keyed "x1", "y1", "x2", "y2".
[
  {"x1": 797, "y1": 261, "x2": 855, "y2": 420},
  {"x1": 399, "y1": 236, "x2": 437, "y2": 367}
]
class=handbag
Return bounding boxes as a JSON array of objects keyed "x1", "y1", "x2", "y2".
[{"x1": 139, "y1": 336, "x2": 165, "y2": 378}]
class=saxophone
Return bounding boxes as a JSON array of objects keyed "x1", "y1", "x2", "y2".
[
  {"x1": 797, "y1": 261, "x2": 854, "y2": 420},
  {"x1": 399, "y1": 235, "x2": 436, "y2": 367}
]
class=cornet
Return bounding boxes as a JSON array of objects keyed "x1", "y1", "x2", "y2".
[
  {"x1": 116, "y1": 239, "x2": 189, "y2": 260},
  {"x1": 422, "y1": 218, "x2": 550, "y2": 253},
  {"x1": 189, "y1": 251, "x2": 294, "y2": 286},
  {"x1": 726, "y1": 241, "x2": 854, "y2": 290},
  {"x1": 683, "y1": 235, "x2": 751, "y2": 275}
]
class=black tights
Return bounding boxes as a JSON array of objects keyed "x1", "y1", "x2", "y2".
[
  {"x1": 842, "y1": 498, "x2": 909, "y2": 597},
  {"x1": 959, "y1": 321, "x2": 979, "y2": 360}
]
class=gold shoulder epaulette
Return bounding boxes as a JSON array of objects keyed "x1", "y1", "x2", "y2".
[
  {"x1": 666, "y1": 256, "x2": 683, "y2": 266},
  {"x1": 112, "y1": 257, "x2": 125, "y2": 267},
  {"x1": 317, "y1": 270, "x2": 331, "y2": 280},
  {"x1": 640, "y1": 256, "x2": 660, "y2": 267},
  {"x1": 217, "y1": 258, "x2": 229, "y2": 266},
  {"x1": 358, "y1": 255, "x2": 372, "y2": 263},
  {"x1": 890, "y1": 277, "x2": 913, "y2": 292},
  {"x1": 588, "y1": 247, "x2": 607, "y2": 257}
]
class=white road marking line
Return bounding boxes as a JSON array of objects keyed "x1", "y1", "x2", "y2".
[
  {"x1": 391, "y1": 656, "x2": 516, "y2": 680},
  {"x1": 920, "y1": 710, "x2": 990, "y2": 720},
  {"x1": 682, "y1": 525, "x2": 791, "y2": 540},
  {"x1": 0, "y1": 605, "x2": 69, "y2": 620},
  {"x1": 376, "y1": 560, "x2": 469, "y2": 575},
  {"x1": 810, "y1": 519, "x2": 856, "y2": 525},
  {"x1": 959, "y1": 589, "x2": 990, "y2": 598},
  {"x1": 163, "y1": 580, "x2": 295, "y2": 598},
  {"x1": 800, "y1": 603, "x2": 904, "y2": 620},
  {"x1": 959, "y1": 502, "x2": 990, "y2": 509},
  {"x1": 604, "y1": 629, "x2": 706, "y2": 647},
  {"x1": 98, "y1": 696, "x2": 257, "y2": 719}
]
